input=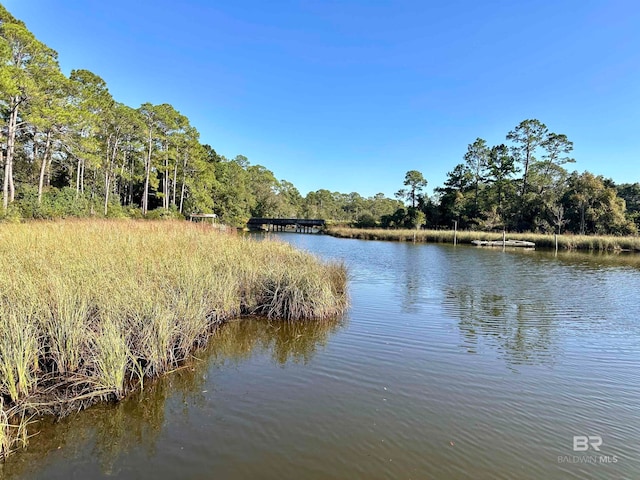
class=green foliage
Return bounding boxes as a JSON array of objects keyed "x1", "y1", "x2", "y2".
[
  {"x1": 145, "y1": 207, "x2": 183, "y2": 220},
  {"x1": 0, "y1": 220, "x2": 348, "y2": 459},
  {"x1": 354, "y1": 213, "x2": 377, "y2": 228},
  {"x1": 328, "y1": 226, "x2": 640, "y2": 252},
  {"x1": 13, "y1": 186, "x2": 91, "y2": 219},
  {"x1": 397, "y1": 170, "x2": 427, "y2": 208},
  {"x1": 562, "y1": 172, "x2": 637, "y2": 235},
  {"x1": 0, "y1": 3, "x2": 636, "y2": 237}
]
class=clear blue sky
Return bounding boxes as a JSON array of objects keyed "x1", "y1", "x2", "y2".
[{"x1": 6, "y1": 0, "x2": 640, "y2": 198}]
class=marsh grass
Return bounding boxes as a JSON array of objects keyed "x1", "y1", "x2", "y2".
[
  {"x1": 0, "y1": 220, "x2": 347, "y2": 460},
  {"x1": 0, "y1": 305, "x2": 40, "y2": 403},
  {"x1": 327, "y1": 227, "x2": 640, "y2": 252},
  {"x1": 0, "y1": 401, "x2": 30, "y2": 460}
]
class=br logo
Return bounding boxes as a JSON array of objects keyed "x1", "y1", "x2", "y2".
[{"x1": 573, "y1": 435, "x2": 602, "y2": 452}]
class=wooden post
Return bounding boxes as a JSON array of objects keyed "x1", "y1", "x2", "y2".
[
  {"x1": 503, "y1": 230, "x2": 506, "y2": 247},
  {"x1": 453, "y1": 220, "x2": 457, "y2": 246},
  {"x1": 555, "y1": 233, "x2": 558, "y2": 254}
]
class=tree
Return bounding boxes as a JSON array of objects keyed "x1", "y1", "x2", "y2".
[
  {"x1": 434, "y1": 164, "x2": 473, "y2": 227},
  {"x1": 304, "y1": 189, "x2": 335, "y2": 219},
  {"x1": 0, "y1": 11, "x2": 59, "y2": 209},
  {"x1": 463, "y1": 138, "x2": 489, "y2": 212},
  {"x1": 535, "y1": 132, "x2": 574, "y2": 197},
  {"x1": 617, "y1": 183, "x2": 640, "y2": 230},
  {"x1": 247, "y1": 164, "x2": 279, "y2": 217},
  {"x1": 179, "y1": 137, "x2": 217, "y2": 215},
  {"x1": 24, "y1": 67, "x2": 70, "y2": 204},
  {"x1": 401, "y1": 170, "x2": 427, "y2": 208},
  {"x1": 275, "y1": 180, "x2": 303, "y2": 217},
  {"x1": 67, "y1": 69, "x2": 114, "y2": 209},
  {"x1": 506, "y1": 119, "x2": 548, "y2": 198},
  {"x1": 564, "y1": 172, "x2": 635, "y2": 235},
  {"x1": 137, "y1": 103, "x2": 183, "y2": 214},
  {"x1": 211, "y1": 155, "x2": 254, "y2": 224},
  {"x1": 485, "y1": 144, "x2": 516, "y2": 218},
  {"x1": 101, "y1": 103, "x2": 142, "y2": 215},
  {"x1": 369, "y1": 192, "x2": 403, "y2": 220}
]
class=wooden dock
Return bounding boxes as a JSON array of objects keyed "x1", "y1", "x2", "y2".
[
  {"x1": 472, "y1": 239, "x2": 535, "y2": 248},
  {"x1": 189, "y1": 213, "x2": 218, "y2": 224},
  {"x1": 247, "y1": 218, "x2": 326, "y2": 233}
]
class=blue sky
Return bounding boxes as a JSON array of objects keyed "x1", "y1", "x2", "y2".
[{"x1": 6, "y1": 0, "x2": 639, "y2": 198}]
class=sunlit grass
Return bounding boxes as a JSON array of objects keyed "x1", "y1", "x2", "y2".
[
  {"x1": 0, "y1": 220, "x2": 347, "y2": 459},
  {"x1": 0, "y1": 304, "x2": 40, "y2": 403},
  {"x1": 327, "y1": 227, "x2": 640, "y2": 252},
  {"x1": 0, "y1": 401, "x2": 29, "y2": 460}
]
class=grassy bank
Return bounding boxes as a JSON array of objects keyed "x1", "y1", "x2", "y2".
[
  {"x1": 327, "y1": 227, "x2": 640, "y2": 252},
  {"x1": 0, "y1": 220, "x2": 347, "y2": 460}
]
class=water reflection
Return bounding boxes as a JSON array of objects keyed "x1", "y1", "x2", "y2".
[
  {"x1": 395, "y1": 243, "x2": 445, "y2": 313},
  {"x1": 1, "y1": 352, "x2": 208, "y2": 479},
  {"x1": 545, "y1": 249, "x2": 640, "y2": 271},
  {"x1": 211, "y1": 316, "x2": 345, "y2": 365},
  {"x1": 448, "y1": 251, "x2": 564, "y2": 367},
  {"x1": 1, "y1": 316, "x2": 344, "y2": 480},
  {"x1": 444, "y1": 247, "x2": 640, "y2": 367},
  {"x1": 448, "y1": 286, "x2": 558, "y2": 367}
]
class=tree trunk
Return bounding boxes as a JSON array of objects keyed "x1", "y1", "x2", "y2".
[
  {"x1": 164, "y1": 150, "x2": 169, "y2": 210},
  {"x1": 80, "y1": 158, "x2": 85, "y2": 194},
  {"x1": 520, "y1": 145, "x2": 531, "y2": 197},
  {"x1": 179, "y1": 153, "x2": 188, "y2": 214},
  {"x1": 172, "y1": 149, "x2": 179, "y2": 207},
  {"x1": 143, "y1": 128, "x2": 152, "y2": 215},
  {"x1": 90, "y1": 168, "x2": 96, "y2": 215},
  {"x1": 103, "y1": 136, "x2": 119, "y2": 216},
  {"x1": 45, "y1": 145, "x2": 54, "y2": 187},
  {"x1": 6, "y1": 98, "x2": 20, "y2": 204},
  {"x1": 128, "y1": 159, "x2": 134, "y2": 207},
  {"x1": 104, "y1": 169, "x2": 110, "y2": 216},
  {"x1": 117, "y1": 149, "x2": 127, "y2": 203},
  {"x1": 76, "y1": 157, "x2": 82, "y2": 196},
  {"x1": 2, "y1": 146, "x2": 7, "y2": 210},
  {"x1": 38, "y1": 130, "x2": 52, "y2": 204}
]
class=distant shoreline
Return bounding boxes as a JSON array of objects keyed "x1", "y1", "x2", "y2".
[{"x1": 326, "y1": 227, "x2": 640, "y2": 253}]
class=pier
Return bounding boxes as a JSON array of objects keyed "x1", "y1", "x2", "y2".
[{"x1": 247, "y1": 218, "x2": 326, "y2": 233}]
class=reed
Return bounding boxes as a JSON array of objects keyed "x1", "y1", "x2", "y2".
[
  {"x1": 0, "y1": 401, "x2": 29, "y2": 460},
  {"x1": 0, "y1": 220, "x2": 347, "y2": 460},
  {"x1": 327, "y1": 227, "x2": 640, "y2": 252},
  {"x1": 0, "y1": 304, "x2": 40, "y2": 403}
]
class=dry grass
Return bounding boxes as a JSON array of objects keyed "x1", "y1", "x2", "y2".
[
  {"x1": 327, "y1": 227, "x2": 640, "y2": 252},
  {"x1": 0, "y1": 220, "x2": 347, "y2": 460}
]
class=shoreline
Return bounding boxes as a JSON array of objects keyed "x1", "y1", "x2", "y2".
[
  {"x1": 326, "y1": 227, "x2": 640, "y2": 252},
  {"x1": 0, "y1": 220, "x2": 347, "y2": 460}
]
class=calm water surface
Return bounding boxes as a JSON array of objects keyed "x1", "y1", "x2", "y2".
[{"x1": 3, "y1": 234, "x2": 640, "y2": 479}]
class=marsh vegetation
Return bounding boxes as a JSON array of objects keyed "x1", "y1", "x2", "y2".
[
  {"x1": 0, "y1": 220, "x2": 347, "y2": 459},
  {"x1": 327, "y1": 226, "x2": 640, "y2": 252}
]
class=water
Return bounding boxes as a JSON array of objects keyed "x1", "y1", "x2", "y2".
[{"x1": 3, "y1": 235, "x2": 640, "y2": 479}]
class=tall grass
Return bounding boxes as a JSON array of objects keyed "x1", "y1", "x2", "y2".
[
  {"x1": 327, "y1": 227, "x2": 640, "y2": 252},
  {"x1": 0, "y1": 220, "x2": 347, "y2": 460},
  {"x1": 0, "y1": 400, "x2": 29, "y2": 460},
  {"x1": 0, "y1": 304, "x2": 40, "y2": 403}
]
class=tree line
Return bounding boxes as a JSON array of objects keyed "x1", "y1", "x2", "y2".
[
  {"x1": 386, "y1": 120, "x2": 639, "y2": 235},
  {"x1": 0, "y1": 6, "x2": 402, "y2": 225},
  {"x1": 1, "y1": 6, "x2": 637, "y2": 234}
]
